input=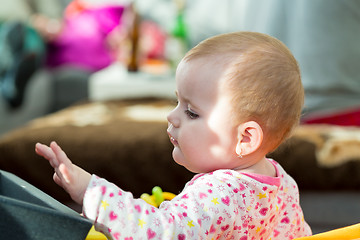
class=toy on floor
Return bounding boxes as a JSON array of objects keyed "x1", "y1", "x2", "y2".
[{"x1": 85, "y1": 186, "x2": 175, "y2": 240}]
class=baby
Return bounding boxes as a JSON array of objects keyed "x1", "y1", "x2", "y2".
[{"x1": 36, "y1": 32, "x2": 312, "y2": 239}]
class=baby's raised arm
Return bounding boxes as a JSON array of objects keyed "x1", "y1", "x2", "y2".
[{"x1": 35, "y1": 141, "x2": 91, "y2": 205}]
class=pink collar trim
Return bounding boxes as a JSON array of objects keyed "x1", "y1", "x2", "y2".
[{"x1": 241, "y1": 159, "x2": 281, "y2": 186}]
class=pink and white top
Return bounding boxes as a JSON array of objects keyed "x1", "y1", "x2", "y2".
[{"x1": 82, "y1": 159, "x2": 312, "y2": 240}]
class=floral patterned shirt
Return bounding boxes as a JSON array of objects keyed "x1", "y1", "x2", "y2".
[{"x1": 82, "y1": 159, "x2": 312, "y2": 239}]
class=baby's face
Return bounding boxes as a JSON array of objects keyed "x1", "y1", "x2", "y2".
[{"x1": 167, "y1": 58, "x2": 240, "y2": 173}]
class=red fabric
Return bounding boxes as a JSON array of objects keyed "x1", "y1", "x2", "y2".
[{"x1": 302, "y1": 108, "x2": 360, "y2": 126}]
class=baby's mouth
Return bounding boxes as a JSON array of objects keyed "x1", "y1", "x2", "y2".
[
  {"x1": 167, "y1": 124, "x2": 178, "y2": 146},
  {"x1": 167, "y1": 132, "x2": 178, "y2": 146}
]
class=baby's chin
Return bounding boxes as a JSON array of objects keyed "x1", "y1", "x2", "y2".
[
  {"x1": 172, "y1": 149, "x2": 218, "y2": 173},
  {"x1": 172, "y1": 155, "x2": 196, "y2": 173},
  {"x1": 177, "y1": 161, "x2": 213, "y2": 174}
]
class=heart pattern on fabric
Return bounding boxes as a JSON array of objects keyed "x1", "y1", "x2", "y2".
[
  {"x1": 281, "y1": 216, "x2": 290, "y2": 224},
  {"x1": 178, "y1": 233, "x2": 186, "y2": 240},
  {"x1": 259, "y1": 207, "x2": 268, "y2": 216},
  {"x1": 221, "y1": 224, "x2": 230, "y2": 231},
  {"x1": 221, "y1": 196, "x2": 230, "y2": 206},
  {"x1": 199, "y1": 192, "x2": 207, "y2": 199},
  {"x1": 147, "y1": 228, "x2": 156, "y2": 239},
  {"x1": 109, "y1": 211, "x2": 118, "y2": 221},
  {"x1": 135, "y1": 205, "x2": 141, "y2": 213},
  {"x1": 101, "y1": 186, "x2": 107, "y2": 195},
  {"x1": 113, "y1": 232, "x2": 120, "y2": 240}
]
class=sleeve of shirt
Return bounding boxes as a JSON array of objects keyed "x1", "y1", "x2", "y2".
[{"x1": 82, "y1": 174, "x2": 242, "y2": 239}]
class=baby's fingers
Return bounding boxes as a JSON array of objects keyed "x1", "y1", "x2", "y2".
[
  {"x1": 50, "y1": 142, "x2": 73, "y2": 183},
  {"x1": 50, "y1": 142, "x2": 72, "y2": 166},
  {"x1": 35, "y1": 143, "x2": 59, "y2": 168},
  {"x1": 53, "y1": 172, "x2": 64, "y2": 188},
  {"x1": 58, "y1": 162, "x2": 71, "y2": 184}
]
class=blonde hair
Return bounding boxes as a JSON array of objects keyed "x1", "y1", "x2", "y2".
[{"x1": 183, "y1": 32, "x2": 304, "y2": 151}]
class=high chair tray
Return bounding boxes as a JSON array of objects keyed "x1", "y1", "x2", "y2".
[{"x1": 0, "y1": 170, "x2": 92, "y2": 239}]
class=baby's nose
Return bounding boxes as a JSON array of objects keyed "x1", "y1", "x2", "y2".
[{"x1": 167, "y1": 108, "x2": 180, "y2": 128}]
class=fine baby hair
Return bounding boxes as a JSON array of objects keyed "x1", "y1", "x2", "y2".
[{"x1": 184, "y1": 31, "x2": 304, "y2": 152}]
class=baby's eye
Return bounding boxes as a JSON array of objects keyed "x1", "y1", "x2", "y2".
[{"x1": 185, "y1": 109, "x2": 199, "y2": 119}]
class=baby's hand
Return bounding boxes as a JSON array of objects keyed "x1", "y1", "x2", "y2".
[{"x1": 35, "y1": 141, "x2": 91, "y2": 205}]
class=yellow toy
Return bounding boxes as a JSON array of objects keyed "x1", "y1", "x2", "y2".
[
  {"x1": 140, "y1": 186, "x2": 176, "y2": 207},
  {"x1": 295, "y1": 223, "x2": 360, "y2": 240},
  {"x1": 85, "y1": 186, "x2": 175, "y2": 240},
  {"x1": 85, "y1": 226, "x2": 108, "y2": 240}
]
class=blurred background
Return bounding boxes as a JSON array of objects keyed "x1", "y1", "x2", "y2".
[{"x1": 0, "y1": 0, "x2": 360, "y2": 235}]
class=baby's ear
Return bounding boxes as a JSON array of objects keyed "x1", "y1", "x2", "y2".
[{"x1": 235, "y1": 121, "x2": 263, "y2": 157}]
